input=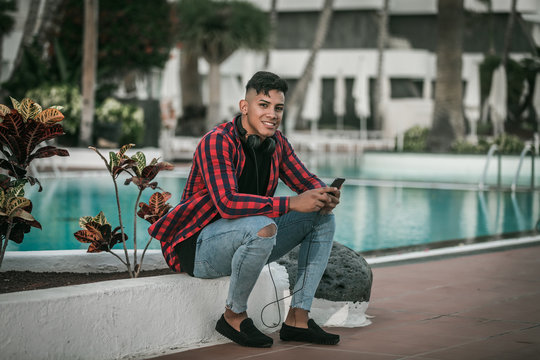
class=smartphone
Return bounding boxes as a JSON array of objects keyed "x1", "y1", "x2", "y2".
[{"x1": 328, "y1": 177, "x2": 345, "y2": 196}]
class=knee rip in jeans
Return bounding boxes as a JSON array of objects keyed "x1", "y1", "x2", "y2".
[{"x1": 257, "y1": 223, "x2": 277, "y2": 238}]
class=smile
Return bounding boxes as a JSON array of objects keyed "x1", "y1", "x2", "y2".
[{"x1": 262, "y1": 121, "x2": 276, "y2": 127}]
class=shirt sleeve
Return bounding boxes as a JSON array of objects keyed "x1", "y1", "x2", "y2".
[
  {"x1": 278, "y1": 135, "x2": 326, "y2": 193},
  {"x1": 197, "y1": 131, "x2": 288, "y2": 219}
]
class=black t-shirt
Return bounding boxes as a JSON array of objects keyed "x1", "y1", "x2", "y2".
[{"x1": 175, "y1": 140, "x2": 271, "y2": 275}]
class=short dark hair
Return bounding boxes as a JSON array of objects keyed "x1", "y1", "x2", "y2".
[{"x1": 245, "y1": 71, "x2": 288, "y2": 96}]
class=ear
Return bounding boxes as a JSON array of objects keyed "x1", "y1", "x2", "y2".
[{"x1": 239, "y1": 99, "x2": 248, "y2": 115}]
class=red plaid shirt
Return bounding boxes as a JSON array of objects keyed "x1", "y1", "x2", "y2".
[{"x1": 148, "y1": 120, "x2": 325, "y2": 272}]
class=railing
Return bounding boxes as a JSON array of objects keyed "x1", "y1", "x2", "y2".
[
  {"x1": 511, "y1": 143, "x2": 536, "y2": 192},
  {"x1": 479, "y1": 144, "x2": 501, "y2": 190}
]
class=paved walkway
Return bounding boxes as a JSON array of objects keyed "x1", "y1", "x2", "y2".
[{"x1": 149, "y1": 244, "x2": 540, "y2": 360}]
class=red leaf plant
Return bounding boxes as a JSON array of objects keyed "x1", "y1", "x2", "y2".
[
  {"x1": 82, "y1": 145, "x2": 174, "y2": 277},
  {"x1": 137, "y1": 191, "x2": 172, "y2": 224},
  {"x1": 0, "y1": 98, "x2": 70, "y2": 269},
  {"x1": 0, "y1": 98, "x2": 69, "y2": 191},
  {"x1": 0, "y1": 174, "x2": 42, "y2": 266},
  {"x1": 74, "y1": 211, "x2": 129, "y2": 266}
]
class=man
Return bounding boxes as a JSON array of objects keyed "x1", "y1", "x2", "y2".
[{"x1": 149, "y1": 71, "x2": 341, "y2": 348}]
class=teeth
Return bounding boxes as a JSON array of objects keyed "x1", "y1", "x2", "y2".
[{"x1": 263, "y1": 121, "x2": 275, "y2": 126}]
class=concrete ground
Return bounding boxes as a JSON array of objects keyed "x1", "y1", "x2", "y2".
[{"x1": 148, "y1": 244, "x2": 540, "y2": 360}]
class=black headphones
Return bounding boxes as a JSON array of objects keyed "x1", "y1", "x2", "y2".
[{"x1": 235, "y1": 115, "x2": 276, "y2": 155}]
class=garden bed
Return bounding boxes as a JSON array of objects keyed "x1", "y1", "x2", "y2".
[{"x1": 0, "y1": 268, "x2": 173, "y2": 293}]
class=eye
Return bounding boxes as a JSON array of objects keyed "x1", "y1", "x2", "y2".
[
  {"x1": 260, "y1": 103, "x2": 268, "y2": 108},
  {"x1": 275, "y1": 106, "x2": 284, "y2": 112}
]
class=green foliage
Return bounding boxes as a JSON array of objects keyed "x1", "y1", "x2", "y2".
[
  {"x1": 450, "y1": 135, "x2": 524, "y2": 155},
  {"x1": 177, "y1": 0, "x2": 270, "y2": 63},
  {"x1": 401, "y1": 126, "x2": 429, "y2": 152},
  {"x1": 450, "y1": 138, "x2": 491, "y2": 154},
  {"x1": 493, "y1": 134, "x2": 525, "y2": 154},
  {"x1": 95, "y1": 98, "x2": 144, "y2": 145},
  {"x1": 3, "y1": 1, "x2": 173, "y2": 102},
  {"x1": 25, "y1": 84, "x2": 81, "y2": 135},
  {"x1": 56, "y1": 0, "x2": 173, "y2": 81}
]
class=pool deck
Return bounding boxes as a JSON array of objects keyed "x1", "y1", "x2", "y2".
[{"x1": 148, "y1": 244, "x2": 540, "y2": 360}]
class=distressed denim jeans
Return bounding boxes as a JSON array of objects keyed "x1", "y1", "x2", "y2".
[{"x1": 193, "y1": 211, "x2": 335, "y2": 314}]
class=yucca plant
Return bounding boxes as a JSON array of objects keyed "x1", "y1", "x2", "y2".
[
  {"x1": 75, "y1": 144, "x2": 173, "y2": 277},
  {"x1": 0, "y1": 97, "x2": 69, "y2": 268}
]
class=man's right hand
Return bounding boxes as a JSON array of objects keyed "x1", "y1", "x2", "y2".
[{"x1": 289, "y1": 187, "x2": 337, "y2": 213}]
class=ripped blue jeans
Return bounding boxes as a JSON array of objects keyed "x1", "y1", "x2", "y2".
[{"x1": 193, "y1": 211, "x2": 335, "y2": 314}]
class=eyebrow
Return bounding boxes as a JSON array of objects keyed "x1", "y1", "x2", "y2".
[{"x1": 258, "y1": 99, "x2": 284, "y2": 106}]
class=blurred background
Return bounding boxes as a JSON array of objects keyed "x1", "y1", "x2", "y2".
[{"x1": 1, "y1": 0, "x2": 539, "y2": 159}]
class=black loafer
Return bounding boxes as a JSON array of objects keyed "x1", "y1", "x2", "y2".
[
  {"x1": 280, "y1": 319, "x2": 340, "y2": 345},
  {"x1": 215, "y1": 315, "x2": 273, "y2": 348}
]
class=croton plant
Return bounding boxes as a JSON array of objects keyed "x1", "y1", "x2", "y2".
[
  {"x1": 75, "y1": 144, "x2": 174, "y2": 277},
  {"x1": 0, "y1": 97, "x2": 69, "y2": 268}
]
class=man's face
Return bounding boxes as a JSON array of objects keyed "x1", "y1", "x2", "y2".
[{"x1": 240, "y1": 89, "x2": 285, "y2": 139}]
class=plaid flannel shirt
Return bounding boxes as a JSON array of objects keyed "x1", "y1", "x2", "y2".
[{"x1": 148, "y1": 120, "x2": 325, "y2": 272}]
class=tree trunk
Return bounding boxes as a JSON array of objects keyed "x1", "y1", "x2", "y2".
[
  {"x1": 428, "y1": 0, "x2": 465, "y2": 152},
  {"x1": 79, "y1": 0, "x2": 99, "y2": 147},
  {"x1": 263, "y1": 0, "x2": 278, "y2": 69},
  {"x1": 206, "y1": 61, "x2": 221, "y2": 131},
  {"x1": 11, "y1": 0, "x2": 40, "y2": 75},
  {"x1": 373, "y1": 0, "x2": 389, "y2": 131},
  {"x1": 502, "y1": 0, "x2": 518, "y2": 67},
  {"x1": 285, "y1": 0, "x2": 334, "y2": 135},
  {"x1": 179, "y1": 46, "x2": 205, "y2": 136}
]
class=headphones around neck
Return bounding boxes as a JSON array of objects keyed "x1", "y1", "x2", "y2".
[{"x1": 235, "y1": 116, "x2": 276, "y2": 155}]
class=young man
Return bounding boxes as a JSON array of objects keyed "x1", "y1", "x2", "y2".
[{"x1": 149, "y1": 71, "x2": 341, "y2": 348}]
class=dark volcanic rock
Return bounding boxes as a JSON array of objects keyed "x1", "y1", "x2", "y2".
[{"x1": 277, "y1": 241, "x2": 373, "y2": 302}]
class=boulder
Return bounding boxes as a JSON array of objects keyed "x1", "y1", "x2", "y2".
[{"x1": 276, "y1": 241, "x2": 372, "y2": 303}]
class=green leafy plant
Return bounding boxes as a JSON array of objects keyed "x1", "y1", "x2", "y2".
[
  {"x1": 0, "y1": 97, "x2": 69, "y2": 268},
  {"x1": 75, "y1": 144, "x2": 174, "y2": 277},
  {"x1": 95, "y1": 98, "x2": 144, "y2": 145},
  {"x1": 25, "y1": 84, "x2": 82, "y2": 136},
  {"x1": 450, "y1": 135, "x2": 524, "y2": 155},
  {"x1": 401, "y1": 126, "x2": 429, "y2": 152}
]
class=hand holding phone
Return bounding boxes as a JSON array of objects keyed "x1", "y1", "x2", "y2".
[{"x1": 328, "y1": 177, "x2": 345, "y2": 196}]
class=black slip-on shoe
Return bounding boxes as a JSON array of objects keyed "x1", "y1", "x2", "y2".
[
  {"x1": 215, "y1": 315, "x2": 273, "y2": 348},
  {"x1": 280, "y1": 319, "x2": 340, "y2": 345}
]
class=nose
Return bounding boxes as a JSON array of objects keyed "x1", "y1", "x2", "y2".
[{"x1": 267, "y1": 107, "x2": 278, "y2": 119}]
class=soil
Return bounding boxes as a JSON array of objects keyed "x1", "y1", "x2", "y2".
[{"x1": 0, "y1": 268, "x2": 175, "y2": 294}]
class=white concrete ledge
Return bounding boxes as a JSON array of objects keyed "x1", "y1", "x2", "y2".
[
  {"x1": 1, "y1": 249, "x2": 168, "y2": 273},
  {"x1": 0, "y1": 264, "x2": 290, "y2": 360},
  {"x1": 1, "y1": 250, "x2": 371, "y2": 359}
]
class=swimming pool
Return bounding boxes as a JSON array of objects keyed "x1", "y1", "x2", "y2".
[{"x1": 6, "y1": 153, "x2": 539, "y2": 253}]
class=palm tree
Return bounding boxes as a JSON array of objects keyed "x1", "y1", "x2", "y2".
[
  {"x1": 285, "y1": 0, "x2": 334, "y2": 134},
  {"x1": 427, "y1": 0, "x2": 465, "y2": 152},
  {"x1": 373, "y1": 0, "x2": 389, "y2": 132},
  {"x1": 176, "y1": 0, "x2": 270, "y2": 131},
  {"x1": 79, "y1": 0, "x2": 98, "y2": 146}
]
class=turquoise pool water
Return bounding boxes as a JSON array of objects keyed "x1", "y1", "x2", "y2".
[{"x1": 6, "y1": 153, "x2": 539, "y2": 253}]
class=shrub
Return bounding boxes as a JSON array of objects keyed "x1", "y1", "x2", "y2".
[
  {"x1": 25, "y1": 84, "x2": 81, "y2": 136},
  {"x1": 74, "y1": 144, "x2": 173, "y2": 277},
  {"x1": 0, "y1": 98, "x2": 69, "y2": 268},
  {"x1": 401, "y1": 126, "x2": 429, "y2": 152},
  {"x1": 95, "y1": 98, "x2": 144, "y2": 145}
]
